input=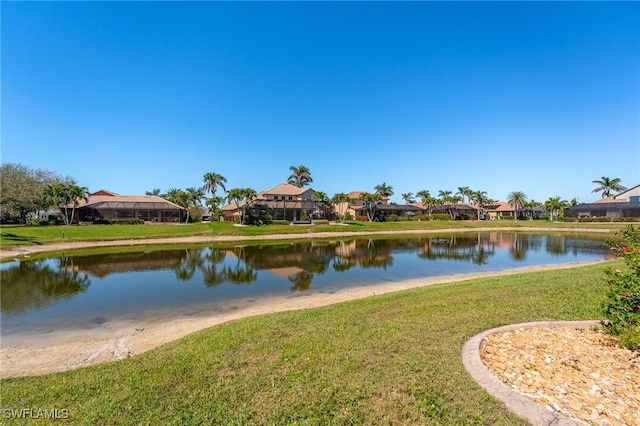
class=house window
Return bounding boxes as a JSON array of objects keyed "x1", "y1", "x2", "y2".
[{"x1": 288, "y1": 196, "x2": 293, "y2": 200}]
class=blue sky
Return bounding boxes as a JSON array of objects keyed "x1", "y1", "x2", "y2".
[{"x1": 2, "y1": 1, "x2": 639, "y2": 205}]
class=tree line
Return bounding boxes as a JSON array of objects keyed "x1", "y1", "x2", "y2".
[{"x1": 0, "y1": 162, "x2": 629, "y2": 224}]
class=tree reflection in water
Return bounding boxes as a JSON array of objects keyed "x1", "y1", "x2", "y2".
[
  {"x1": 1, "y1": 232, "x2": 611, "y2": 319},
  {"x1": 1, "y1": 257, "x2": 91, "y2": 316}
]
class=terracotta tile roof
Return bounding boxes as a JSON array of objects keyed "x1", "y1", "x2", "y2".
[
  {"x1": 264, "y1": 182, "x2": 310, "y2": 196},
  {"x1": 69, "y1": 192, "x2": 184, "y2": 210}
]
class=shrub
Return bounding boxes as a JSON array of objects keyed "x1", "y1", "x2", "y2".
[
  {"x1": 270, "y1": 220, "x2": 290, "y2": 225},
  {"x1": 603, "y1": 224, "x2": 640, "y2": 351},
  {"x1": 431, "y1": 213, "x2": 451, "y2": 221},
  {"x1": 93, "y1": 218, "x2": 144, "y2": 225},
  {"x1": 344, "y1": 212, "x2": 353, "y2": 221},
  {"x1": 388, "y1": 214, "x2": 399, "y2": 222}
]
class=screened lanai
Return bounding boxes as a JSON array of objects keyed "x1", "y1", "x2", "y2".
[{"x1": 70, "y1": 191, "x2": 186, "y2": 223}]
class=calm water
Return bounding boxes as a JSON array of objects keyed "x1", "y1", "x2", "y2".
[{"x1": 1, "y1": 232, "x2": 612, "y2": 343}]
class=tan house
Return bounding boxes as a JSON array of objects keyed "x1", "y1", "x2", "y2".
[
  {"x1": 221, "y1": 183, "x2": 318, "y2": 222},
  {"x1": 70, "y1": 190, "x2": 186, "y2": 223}
]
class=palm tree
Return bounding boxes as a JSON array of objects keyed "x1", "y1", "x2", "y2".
[
  {"x1": 438, "y1": 190, "x2": 461, "y2": 219},
  {"x1": 456, "y1": 186, "x2": 472, "y2": 204},
  {"x1": 312, "y1": 191, "x2": 330, "y2": 219},
  {"x1": 544, "y1": 196, "x2": 568, "y2": 222},
  {"x1": 205, "y1": 195, "x2": 225, "y2": 219},
  {"x1": 165, "y1": 188, "x2": 189, "y2": 223},
  {"x1": 469, "y1": 190, "x2": 489, "y2": 220},
  {"x1": 226, "y1": 188, "x2": 245, "y2": 224},
  {"x1": 401, "y1": 192, "x2": 415, "y2": 204},
  {"x1": 202, "y1": 172, "x2": 227, "y2": 197},
  {"x1": 67, "y1": 184, "x2": 90, "y2": 224},
  {"x1": 416, "y1": 190, "x2": 437, "y2": 220},
  {"x1": 507, "y1": 191, "x2": 528, "y2": 221},
  {"x1": 359, "y1": 192, "x2": 381, "y2": 222},
  {"x1": 226, "y1": 187, "x2": 255, "y2": 224},
  {"x1": 374, "y1": 183, "x2": 394, "y2": 202},
  {"x1": 332, "y1": 192, "x2": 350, "y2": 223},
  {"x1": 591, "y1": 177, "x2": 627, "y2": 198},
  {"x1": 43, "y1": 183, "x2": 89, "y2": 225},
  {"x1": 288, "y1": 165, "x2": 312, "y2": 188},
  {"x1": 145, "y1": 188, "x2": 161, "y2": 196}
]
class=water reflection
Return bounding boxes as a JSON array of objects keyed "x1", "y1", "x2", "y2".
[
  {"x1": 1, "y1": 257, "x2": 91, "y2": 316},
  {"x1": 1, "y1": 233, "x2": 611, "y2": 323}
]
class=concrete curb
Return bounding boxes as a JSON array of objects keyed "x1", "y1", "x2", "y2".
[{"x1": 462, "y1": 320, "x2": 600, "y2": 426}]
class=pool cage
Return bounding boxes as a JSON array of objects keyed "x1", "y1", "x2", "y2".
[{"x1": 77, "y1": 200, "x2": 185, "y2": 223}]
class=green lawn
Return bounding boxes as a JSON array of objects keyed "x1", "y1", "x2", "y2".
[
  {"x1": 0, "y1": 262, "x2": 612, "y2": 425},
  {"x1": 0, "y1": 220, "x2": 626, "y2": 249}
]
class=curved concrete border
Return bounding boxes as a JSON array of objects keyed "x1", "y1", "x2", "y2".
[{"x1": 462, "y1": 320, "x2": 599, "y2": 426}]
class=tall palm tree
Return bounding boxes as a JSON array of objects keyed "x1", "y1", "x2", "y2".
[
  {"x1": 401, "y1": 192, "x2": 415, "y2": 204},
  {"x1": 202, "y1": 172, "x2": 227, "y2": 197},
  {"x1": 507, "y1": 191, "x2": 528, "y2": 221},
  {"x1": 591, "y1": 177, "x2": 627, "y2": 198},
  {"x1": 456, "y1": 186, "x2": 472, "y2": 204},
  {"x1": 145, "y1": 188, "x2": 161, "y2": 196},
  {"x1": 288, "y1": 165, "x2": 313, "y2": 188},
  {"x1": 374, "y1": 182, "x2": 394, "y2": 200},
  {"x1": 332, "y1": 192, "x2": 350, "y2": 223}
]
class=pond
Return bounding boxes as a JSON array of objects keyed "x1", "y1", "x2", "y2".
[{"x1": 1, "y1": 232, "x2": 613, "y2": 344}]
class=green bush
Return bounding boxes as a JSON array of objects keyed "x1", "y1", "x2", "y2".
[
  {"x1": 387, "y1": 214, "x2": 399, "y2": 222},
  {"x1": 603, "y1": 224, "x2": 640, "y2": 351},
  {"x1": 431, "y1": 213, "x2": 451, "y2": 221},
  {"x1": 270, "y1": 220, "x2": 290, "y2": 225},
  {"x1": 93, "y1": 218, "x2": 144, "y2": 225}
]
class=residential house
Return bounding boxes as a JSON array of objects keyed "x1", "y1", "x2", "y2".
[
  {"x1": 565, "y1": 184, "x2": 640, "y2": 219},
  {"x1": 69, "y1": 190, "x2": 186, "y2": 223},
  {"x1": 221, "y1": 183, "x2": 318, "y2": 222}
]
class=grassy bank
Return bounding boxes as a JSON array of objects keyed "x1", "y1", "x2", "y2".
[
  {"x1": 0, "y1": 220, "x2": 626, "y2": 248},
  {"x1": 0, "y1": 262, "x2": 611, "y2": 424}
]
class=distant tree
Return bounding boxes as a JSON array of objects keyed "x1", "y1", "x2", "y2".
[
  {"x1": 186, "y1": 187, "x2": 204, "y2": 206},
  {"x1": 374, "y1": 182, "x2": 394, "y2": 200},
  {"x1": 66, "y1": 184, "x2": 90, "y2": 224},
  {"x1": 43, "y1": 183, "x2": 89, "y2": 225},
  {"x1": 205, "y1": 195, "x2": 225, "y2": 219},
  {"x1": 165, "y1": 188, "x2": 189, "y2": 223},
  {"x1": 438, "y1": 190, "x2": 461, "y2": 219},
  {"x1": 416, "y1": 190, "x2": 437, "y2": 220},
  {"x1": 312, "y1": 191, "x2": 331, "y2": 220},
  {"x1": 469, "y1": 190, "x2": 489, "y2": 220},
  {"x1": 456, "y1": 186, "x2": 472, "y2": 204},
  {"x1": 544, "y1": 196, "x2": 568, "y2": 222},
  {"x1": 1, "y1": 163, "x2": 70, "y2": 223},
  {"x1": 359, "y1": 192, "x2": 381, "y2": 222},
  {"x1": 401, "y1": 192, "x2": 415, "y2": 204},
  {"x1": 145, "y1": 188, "x2": 162, "y2": 196},
  {"x1": 332, "y1": 192, "x2": 350, "y2": 223},
  {"x1": 288, "y1": 165, "x2": 313, "y2": 188},
  {"x1": 507, "y1": 191, "x2": 528, "y2": 220},
  {"x1": 202, "y1": 172, "x2": 227, "y2": 197},
  {"x1": 226, "y1": 187, "x2": 255, "y2": 224},
  {"x1": 592, "y1": 177, "x2": 627, "y2": 198}
]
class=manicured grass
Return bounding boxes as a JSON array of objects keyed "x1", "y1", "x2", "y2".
[
  {"x1": 0, "y1": 262, "x2": 612, "y2": 424},
  {"x1": 0, "y1": 220, "x2": 626, "y2": 248}
]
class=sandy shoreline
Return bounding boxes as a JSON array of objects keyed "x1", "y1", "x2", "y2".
[{"x1": 0, "y1": 227, "x2": 613, "y2": 378}]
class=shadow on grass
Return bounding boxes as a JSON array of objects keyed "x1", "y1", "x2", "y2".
[{"x1": 0, "y1": 233, "x2": 43, "y2": 245}]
